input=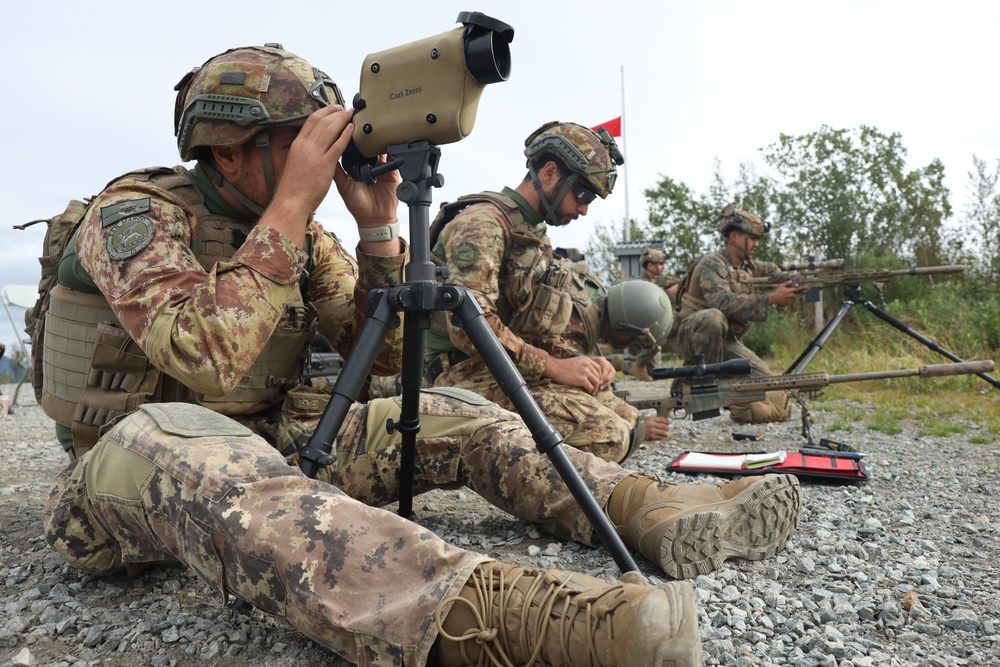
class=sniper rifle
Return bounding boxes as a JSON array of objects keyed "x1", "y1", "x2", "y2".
[
  {"x1": 620, "y1": 357, "x2": 996, "y2": 444},
  {"x1": 739, "y1": 264, "x2": 964, "y2": 304}
]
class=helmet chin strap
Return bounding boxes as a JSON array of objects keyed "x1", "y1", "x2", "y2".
[
  {"x1": 725, "y1": 232, "x2": 753, "y2": 263},
  {"x1": 528, "y1": 163, "x2": 577, "y2": 226},
  {"x1": 201, "y1": 132, "x2": 277, "y2": 219}
]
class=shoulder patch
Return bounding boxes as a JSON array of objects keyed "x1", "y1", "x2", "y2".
[
  {"x1": 452, "y1": 241, "x2": 480, "y2": 269},
  {"x1": 101, "y1": 198, "x2": 151, "y2": 228},
  {"x1": 106, "y1": 216, "x2": 155, "y2": 260}
]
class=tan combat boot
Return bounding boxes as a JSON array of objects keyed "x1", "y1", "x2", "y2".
[
  {"x1": 629, "y1": 363, "x2": 653, "y2": 382},
  {"x1": 607, "y1": 473, "x2": 801, "y2": 579},
  {"x1": 433, "y1": 562, "x2": 702, "y2": 666}
]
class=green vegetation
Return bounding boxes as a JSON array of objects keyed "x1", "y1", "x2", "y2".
[{"x1": 587, "y1": 123, "x2": 1000, "y2": 436}]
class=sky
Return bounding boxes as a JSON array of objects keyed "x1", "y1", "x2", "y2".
[{"x1": 2, "y1": 0, "x2": 1000, "y2": 349}]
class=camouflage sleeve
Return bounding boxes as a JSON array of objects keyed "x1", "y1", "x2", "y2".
[
  {"x1": 76, "y1": 180, "x2": 307, "y2": 396},
  {"x1": 307, "y1": 222, "x2": 406, "y2": 376},
  {"x1": 535, "y1": 333, "x2": 584, "y2": 359},
  {"x1": 696, "y1": 254, "x2": 770, "y2": 324},
  {"x1": 753, "y1": 260, "x2": 784, "y2": 279},
  {"x1": 440, "y1": 204, "x2": 548, "y2": 381}
]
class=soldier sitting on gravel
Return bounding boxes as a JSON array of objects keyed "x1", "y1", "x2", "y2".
[
  {"x1": 425, "y1": 122, "x2": 676, "y2": 462},
  {"x1": 40, "y1": 45, "x2": 802, "y2": 667},
  {"x1": 669, "y1": 204, "x2": 807, "y2": 423}
]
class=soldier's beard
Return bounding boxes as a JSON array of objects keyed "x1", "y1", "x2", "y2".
[{"x1": 229, "y1": 169, "x2": 270, "y2": 218}]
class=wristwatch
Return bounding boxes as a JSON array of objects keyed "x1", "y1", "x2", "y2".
[{"x1": 358, "y1": 221, "x2": 399, "y2": 243}]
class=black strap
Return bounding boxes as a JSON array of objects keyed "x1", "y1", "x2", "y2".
[{"x1": 426, "y1": 351, "x2": 471, "y2": 383}]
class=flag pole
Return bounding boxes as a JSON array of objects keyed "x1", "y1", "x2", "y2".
[{"x1": 620, "y1": 65, "x2": 630, "y2": 242}]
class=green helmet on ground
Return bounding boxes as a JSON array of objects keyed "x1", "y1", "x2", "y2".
[
  {"x1": 173, "y1": 44, "x2": 343, "y2": 161},
  {"x1": 606, "y1": 279, "x2": 673, "y2": 346},
  {"x1": 716, "y1": 203, "x2": 770, "y2": 238},
  {"x1": 523, "y1": 121, "x2": 623, "y2": 198}
]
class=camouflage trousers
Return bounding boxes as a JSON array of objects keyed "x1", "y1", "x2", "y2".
[
  {"x1": 433, "y1": 361, "x2": 640, "y2": 463},
  {"x1": 669, "y1": 309, "x2": 792, "y2": 423},
  {"x1": 44, "y1": 392, "x2": 629, "y2": 666}
]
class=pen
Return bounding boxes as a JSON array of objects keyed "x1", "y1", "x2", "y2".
[{"x1": 799, "y1": 448, "x2": 865, "y2": 459}]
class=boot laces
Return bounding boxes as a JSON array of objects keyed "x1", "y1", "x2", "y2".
[{"x1": 435, "y1": 566, "x2": 620, "y2": 666}]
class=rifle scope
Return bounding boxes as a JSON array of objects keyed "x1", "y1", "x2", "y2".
[{"x1": 651, "y1": 357, "x2": 752, "y2": 380}]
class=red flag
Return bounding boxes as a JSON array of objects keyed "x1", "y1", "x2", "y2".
[{"x1": 591, "y1": 116, "x2": 622, "y2": 137}]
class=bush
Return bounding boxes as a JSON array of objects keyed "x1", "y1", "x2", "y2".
[{"x1": 741, "y1": 277, "x2": 999, "y2": 375}]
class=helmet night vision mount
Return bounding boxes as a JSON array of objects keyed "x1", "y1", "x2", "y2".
[{"x1": 342, "y1": 11, "x2": 514, "y2": 181}]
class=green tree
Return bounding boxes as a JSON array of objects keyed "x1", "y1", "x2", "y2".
[
  {"x1": 584, "y1": 217, "x2": 636, "y2": 285},
  {"x1": 761, "y1": 125, "x2": 950, "y2": 264},
  {"x1": 640, "y1": 175, "x2": 715, "y2": 269},
  {"x1": 963, "y1": 156, "x2": 1000, "y2": 283}
]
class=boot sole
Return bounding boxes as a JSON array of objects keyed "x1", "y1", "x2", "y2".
[{"x1": 652, "y1": 474, "x2": 802, "y2": 579}]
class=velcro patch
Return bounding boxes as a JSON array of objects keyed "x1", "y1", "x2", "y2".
[
  {"x1": 106, "y1": 216, "x2": 155, "y2": 260},
  {"x1": 101, "y1": 198, "x2": 151, "y2": 228},
  {"x1": 139, "y1": 403, "x2": 253, "y2": 438},
  {"x1": 451, "y1": 242, "x2": 479, "y2": 269},
  {"x1": 220, "y1": 72, "x2": 246, "y2": 85}
]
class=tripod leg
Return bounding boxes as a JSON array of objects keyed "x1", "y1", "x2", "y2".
[
  {"x1": 448, "y1": 294, "x2": 641, "y2": 575},
  {"x1": 299, "y1": 290, "x2": 399, "y2": 479},
  {"x1": 396, "y1": 314, "x2": 427, "y2": 518},
  {"x1": 786, "y1": 299, "x2": 855, "y2": 374},
  {"x1": 861, "y1": 300, "x2": 1000, "y2": 390}
]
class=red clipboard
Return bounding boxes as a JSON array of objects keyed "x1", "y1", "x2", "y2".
[{"x1": 667, "y1": 450, "x2": 868, "y2": 483}]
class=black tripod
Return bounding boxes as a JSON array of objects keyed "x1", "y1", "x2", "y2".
[
  {"x1": 297, "y1": 141, "x2": 640, "y2": 576},
  {"x1": 785, "y1": 282, "x2": 1000, "y2": 390}
]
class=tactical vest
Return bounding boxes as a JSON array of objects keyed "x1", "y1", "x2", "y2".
[
  {"x1": 543, "y1": 257, "x2": 606, "y2": 352},
  {"x1": 42, "y1": 167, "x2": 316, "y2": 452},
  {"x1": 427, "y1": 192, "x2": 584, "y2": 345},
  {"x1": 675, "y1": 250, "x2": 754, "y2": 337}
]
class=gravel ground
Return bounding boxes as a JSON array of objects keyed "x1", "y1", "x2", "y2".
[{"x1": 2, "y1": 380, "x2": 1000, "y2": 667}]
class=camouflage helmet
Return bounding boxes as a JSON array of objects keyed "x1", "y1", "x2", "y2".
[
  {"x1": 523, "y1": 121, "x2": 624, "y2": 198},
  {"x1": 173, "y1": 44, "x2": 344, "y2": 161},
  {"x1": 605, "y1": 279, "x2": 673, "y2": 346},
  {"x1": 716, "y1": 203, "x2": 770, "y2": 237},
  {"x1": 640, "y1": 245, "x2": 668, "y2": 267}
]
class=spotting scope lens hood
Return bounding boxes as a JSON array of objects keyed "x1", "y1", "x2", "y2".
[{"x1": 458, "y1": 11, "x2": 514, "y2": 85}]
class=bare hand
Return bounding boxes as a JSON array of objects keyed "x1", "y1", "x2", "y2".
[
  {"x1": 643, "y1": 415, "x2": 670, "y2": 441},
  {"x1": 544, "y1": 355, "x2": 608, "y2": 393},
  {"x1": 593, "y1": 355, "x2": 617, "y2": 390},
  {"x1": 768, "y1": 281, "x2": 807, "y2": 307},
  {"x1": 334, "y1": 152, "x2": 401, "y2": 230},
  {"x1": 271, "y1": 105, "x2": 356, "y2": 219}
]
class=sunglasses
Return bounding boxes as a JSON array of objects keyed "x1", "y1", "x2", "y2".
[{"x1": 572, "y1": 182, "x2": 597, "y2": 205}]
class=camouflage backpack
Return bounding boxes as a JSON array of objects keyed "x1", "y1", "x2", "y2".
[
  {"x1": 13, "y1": 198, "x2": 92, "y2": 401},
  {"x1": 672, "y1": 254, "x2": 704, "y2": 311}
]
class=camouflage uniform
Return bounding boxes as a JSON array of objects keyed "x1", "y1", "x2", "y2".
[
  {"x1": 426, "y1": 191, "x2": 639, "y2": 463},
  {"x1": 42, "y1": 52, "x2": 799, "y2": 665},
  {"x1": 669, "y1": 247, "x2": 792, "y2": 422},
  {"x1": 42, "y1": 163, "x2": 636, "y2": 665}
]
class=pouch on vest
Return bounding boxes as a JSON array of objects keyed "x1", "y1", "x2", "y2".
[
  {"x1": 73, "y1": 320, "x2": 163, "y2": 452},
  {"x1": 14, "y1": 199, "x2": 92, "y2": 402},
  {"x1": 507, "y1": 281, "x2": 574, "y2": 340}
]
